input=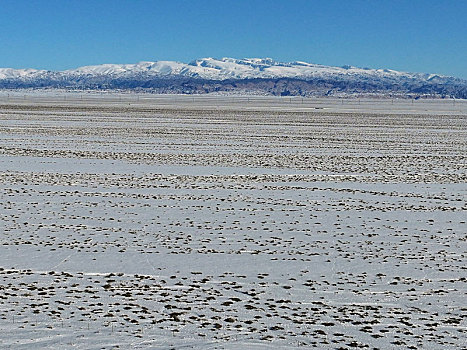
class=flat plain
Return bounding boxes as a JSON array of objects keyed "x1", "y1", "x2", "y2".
[{"x1": 0, "y1": 93, "x2": 466, "y2": 349}]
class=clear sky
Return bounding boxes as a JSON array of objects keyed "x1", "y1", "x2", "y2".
[{"x1": 1, "y1": 0, "x2": 466, "y2": 78}]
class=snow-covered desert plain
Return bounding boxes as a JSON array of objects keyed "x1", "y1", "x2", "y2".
[{"x1": 0, "y1": 93, "x2": 466, "y2": 349}]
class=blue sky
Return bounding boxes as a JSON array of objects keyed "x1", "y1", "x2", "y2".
[{"x1": 1, "y1": 0, "x2": 466, "y2": 78}]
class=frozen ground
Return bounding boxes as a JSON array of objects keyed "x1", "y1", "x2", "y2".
[{"x1": 0, "y1": 94, "x2": 466, "y2": 349}]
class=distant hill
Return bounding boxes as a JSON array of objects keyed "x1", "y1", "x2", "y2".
[{"x1": 1, "y1": 58, "x2": 466, "y2": 98}]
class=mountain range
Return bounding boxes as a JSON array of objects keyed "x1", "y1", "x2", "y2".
[{"x1": 1, "y1": 57, "x2": 466, "y2": 98}]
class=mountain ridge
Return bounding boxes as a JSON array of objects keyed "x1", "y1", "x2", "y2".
[{"x1": 1, "y1": 58, "x2": 466, "y2": 98}]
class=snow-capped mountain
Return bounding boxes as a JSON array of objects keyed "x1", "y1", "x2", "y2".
[{"x1": 1, "y1": 58, "x2": 466, "y2": 98}]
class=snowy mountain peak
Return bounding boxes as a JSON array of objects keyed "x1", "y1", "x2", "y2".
[
  {"x1": 1, "y1": 58, "x2": 466, "y2": 98},
  {"x1": 0, "y1": 67, "x2": 47, "y2": 80},
  {"x1": 1, "y1": 57, "x2": 457, "y2": 81}
]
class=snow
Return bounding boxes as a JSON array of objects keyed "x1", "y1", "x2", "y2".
[
  {"x1": 0, "y1": 57, "x2": 454, "y2": 83},
  {"x1": 0, "y1": 95, "x2": 466, "y2": 349},
  {"x1": 0, "y1": 68, "x2": 46, "y2": 80}
]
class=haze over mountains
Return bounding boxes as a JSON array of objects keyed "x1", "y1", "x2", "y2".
[{"x1": 1, "y1": 57, "x2": 466, "y2": 98}]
